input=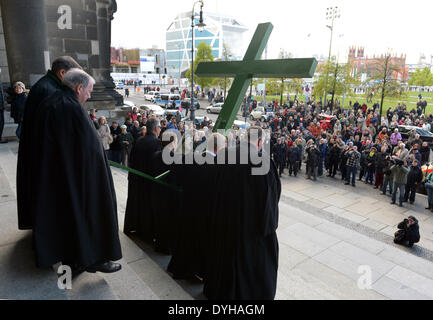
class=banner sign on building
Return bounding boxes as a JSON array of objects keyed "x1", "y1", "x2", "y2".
[{"x1": 140, "y1": 56, "x2": 155, "y2": 72}]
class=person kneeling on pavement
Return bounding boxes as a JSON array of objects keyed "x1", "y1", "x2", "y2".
[{"x1": 394, "y1": 216, "x2": 420, "y2": 248}]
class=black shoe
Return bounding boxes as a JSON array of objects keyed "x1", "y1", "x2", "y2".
[
  {"x1": 399, "y1": 203, "x2": 403, "y2": 207},
  {"x1": 391, "y1": 202, "x2": 396, "y2": 205},
  {"x1": 426, "y1": 206, "x2": 431, "y2": 210},
  {"x1": 352, "y1": 184, "x2": 356, "y2": 187},
  {"x1": 344, "y1": 182, "x2": 350, "y2": 185},
  {"x1": 409, "y1": 201, "x2": 414, "y2": 205},
  {"x1": 86, "y1": 261, "x2": 122, "y2": 273},
  {"x1": 0, "y1": 139, "x2": 8, "y2": 144}
]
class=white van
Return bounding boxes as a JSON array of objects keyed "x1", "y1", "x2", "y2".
[{"x1": 157, "y1": 94, "x2": 181, "y2": 108}]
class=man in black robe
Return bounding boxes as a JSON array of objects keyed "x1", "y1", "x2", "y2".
[
  {"x1": 167, "y1": 132, "x2": 226, "y2": 280},
  {"x1": 17, "y1": 56, "x2": 81, "y2": 230},
  {"x1": 31, "y1": 68, "x2": 122, "y2": 274},
  {"x1": 204, "y1": 126, "x2": 281, "y2": 300},
  {"x1": 124, "y1": 118, "x2": 162, "y2": 245}
]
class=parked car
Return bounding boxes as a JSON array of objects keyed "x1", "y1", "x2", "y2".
[
  {"x1": 164, "y1": 108, "x2": 185, "y2": 121},
  {"x1": 233, "y1": 120, "x2": 251, "y2": 130},
  {"x1": 121, "y1": 100, "x2": 136, "y2": 109},
  {"x1": 140, "y1": 104, "x2": 165, "y2": 117},
  {"x1": 206, "y1": 102, "x2": 223, "y2": 114},
  {"x1": 398, "y1": 125, "x2": 433, "y2": 148},
  {"x1": 182, "y1": 97, "x2": 200, "y2": 110},
  {"x1": 144, "y1": 91, "x2": 160, "y2": 102},
  {"x1": 250, "y1": 107, "x2": 265, "y2": 121}
]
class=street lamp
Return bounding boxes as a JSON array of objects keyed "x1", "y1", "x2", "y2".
[
  {"x1": 190, "y1": 0, "x2": 206, "y2": 121},
  {"x1": 323, "y1": 6, "x2": 340, "y2": 107}
]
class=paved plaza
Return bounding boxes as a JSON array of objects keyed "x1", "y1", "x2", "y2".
[{"x1": 1, "y1": 141, "x2": 433, "y2": 299}]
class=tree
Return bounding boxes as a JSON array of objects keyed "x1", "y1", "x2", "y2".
[
  {"x1": 185, "y1": 41, "x2": 215, "y2": 92},
  {"x1": 366, "y1": 54, "x2": 404, "y2": 115},
  {"x1": 287, "y1": 79, "x2": 303, "y2": 96},
  {"x1": 409, "y1": 67, "x2": 433, "y2": 87},
  {"x1": 313, "y1": 59, "x2": 357, "y2": 107}
]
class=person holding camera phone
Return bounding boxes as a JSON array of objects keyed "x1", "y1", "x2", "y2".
[
  {"x1": 390, "y1": 157, "x2": 410, "y2": 207},
  {"x1": 394, "y1": 216, "x2": 420, "y2": 248}
]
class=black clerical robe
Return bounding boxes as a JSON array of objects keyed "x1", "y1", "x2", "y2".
[
  {"x1": 167, "y1": 151, "x2": 218, "y2": 279},
  {"x1": 124, "y1": 133, "x2": 162, "y2": 242},
  {"x1": 203, "y1": 143, "x2": 281, "y2": 300},
  {"x1": 17, "y1": 70, "x2": 63, "y2": 230},
  {"x1": 31, "y1": 87, "x2": 122, "y2": 268}
]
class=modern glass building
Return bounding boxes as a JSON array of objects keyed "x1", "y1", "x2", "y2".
[{"x1": 166, "y1": 11, "x2": 248, "y2": 78}]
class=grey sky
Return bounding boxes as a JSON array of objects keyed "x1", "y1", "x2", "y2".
[{"x1": 112, "y1": 0, "x2": 433, "y2": 64}]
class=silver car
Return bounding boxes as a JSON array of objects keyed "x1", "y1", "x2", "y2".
[{"x1": 206, "y1": 102, "x2": 223, "y2": 114}]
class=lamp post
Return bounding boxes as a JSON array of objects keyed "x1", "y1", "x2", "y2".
[
  {"x1": 190, "y1": 0, "x2": 206, "y2": 121},
  {"x1": 323, "y1": 6, "x2": 340, "y2": 107}
]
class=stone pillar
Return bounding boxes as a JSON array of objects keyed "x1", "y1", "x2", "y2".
[
  {"x1": 87, "y1": 0, "x2": 122, "y2": 108},
  {"x1": 0, "y1": 0, "x2": 49, "y2": 86}
]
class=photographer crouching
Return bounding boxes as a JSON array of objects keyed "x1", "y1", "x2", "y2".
[{"x1": 394, "y1": 216, "x2": 420, "y2": 248}]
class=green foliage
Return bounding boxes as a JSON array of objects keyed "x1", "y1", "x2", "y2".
[
  {"x1": 313, "y1": 59, "x2": 357, "y2": 98},
  {"x1": 366, "y1": 54, "x2": 404, "y2": 113},
  {"x1": 185, "y1": 41, "x2": 215, "y2": 91},
  {"x1": 287, "y1": 78, "x2": 303, "y2": 95},
  {"x1": 409, "y1": 67, "x2": 433, "y2": 87}
]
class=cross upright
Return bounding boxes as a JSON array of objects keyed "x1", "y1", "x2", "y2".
[{"x1": 195, "y1": 22, "x2": 318, "y2": 131}]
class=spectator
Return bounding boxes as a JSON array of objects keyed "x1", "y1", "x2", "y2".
[
  {"x1": 97, "y1": 116, "x2": 111, "y2": 156},
  {"x1": 403, "y1": 159, "x2": 423, "y2": 204},
  {"x1": 118, "y1": 125, "x2": 134, "y2": 166},
  {"x1": 89, "y1": 108, "x2": 100, "y2": 130},
  {"x1": 345, "y1": 146, "x2": 361, "y2": 187},
  {"x1": 10, "y1": 81, "x2": 27, "y2": 138},
  {"x1": 390, "y1": 159, "x2": 409, "y2": 207},
  {"x1": 109, "y1": 121, "x2": 122, "y2": 163},
  {"x1": 394, "y1": 216, "x2": 420, "y2": 248}
]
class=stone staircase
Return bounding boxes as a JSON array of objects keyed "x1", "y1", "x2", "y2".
[{"x1": 0, "y1": 142, "x2": 196, "y2": 300}]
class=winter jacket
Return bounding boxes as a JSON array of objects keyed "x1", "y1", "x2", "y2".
[{"x1": 390, "y1": 165, "x2": 409, "y2": 184}]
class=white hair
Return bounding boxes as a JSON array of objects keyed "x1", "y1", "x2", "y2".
[{"x1": 63, "y1": 68, "x2": 95, "y2": 90}]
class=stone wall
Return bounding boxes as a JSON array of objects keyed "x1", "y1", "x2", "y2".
[
  {"x1": 45, "y1": 0, "x2": 99, "y2": 74},
  {"x1": 0, "y1": 8, "x2": 10, "y2": 84}
]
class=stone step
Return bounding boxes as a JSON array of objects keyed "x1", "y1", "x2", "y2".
[{"x1": 0, "y1": 142, "x2": 191, "y2": 300}]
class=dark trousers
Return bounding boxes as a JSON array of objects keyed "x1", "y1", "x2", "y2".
[
  {"x1": 375, "y1": 173, "x2": 384, "y2": 189},
  {"x1": 109, "y1": 150, "x2": 122, "y2": 163},
  {"x1": 366, "y1": 166, "x2": 375, "y2": 184},
  {"x1": 276, "y1": 161, "x2": 284, "y2": 176},
  {"x1": 382, "y1": 176, "x2": 393, "y2": 194},
  {"x1": 329, "y1": 160, "x2": 338, "y2": 177},
  {"x1": 346, "y1": 166, "x2": 357, "y2": 185},
  {"x1": 289, "y1": 161, "x2": 298, "y2": 176},
  {"x1": 359, "y1": 166, "x2": 366, "y2": 180},
  {"x1": 340, "y1": 164, "x2": 347, "y2": 180},
  {"x1": 392, "y1": 183, "x2": 405, "y2": 205},
  {"x1": 404, "y1": 183, "x2": 417, "y2": 203}
]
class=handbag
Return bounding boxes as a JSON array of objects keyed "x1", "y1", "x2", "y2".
[{"x1": 108, "y1": 134, "x2": 114, "y2": 144}]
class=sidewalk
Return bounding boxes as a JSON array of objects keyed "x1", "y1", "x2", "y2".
[
  {"x1": 1, "y1": 141, "x2": 433, "y2": 299},
  {"x1": 278, "y1": 170, "x2": 433, "y2": 256}
]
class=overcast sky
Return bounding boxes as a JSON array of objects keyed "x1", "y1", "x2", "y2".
[{"x1": 112, "y1": 0, "x2": 433, "y2": 64}]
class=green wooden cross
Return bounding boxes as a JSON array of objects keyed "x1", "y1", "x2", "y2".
[{"x1": 195, "y1": 22, "x2": 318, "y2": 131}]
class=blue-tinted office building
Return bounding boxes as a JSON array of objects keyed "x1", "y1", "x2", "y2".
[{"x1": 166, "y1": 11, "x2": 248, "y2": 78}]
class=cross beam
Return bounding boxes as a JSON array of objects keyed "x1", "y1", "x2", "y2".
[{"x1": 195, "y1": 22, "x2": 318, "y2": 131}]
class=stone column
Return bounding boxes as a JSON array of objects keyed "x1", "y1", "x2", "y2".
[
  {"x1": 87, "y1": 0, "x2": 122, "y2": 108},
  {"x1": 0, "y1": 0, "x2": 49, "y2": 86}
]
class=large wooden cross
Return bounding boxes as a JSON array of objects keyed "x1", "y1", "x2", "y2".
[{"x1": 195, "y1": 22, "x2": 318, "y2": 131}]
